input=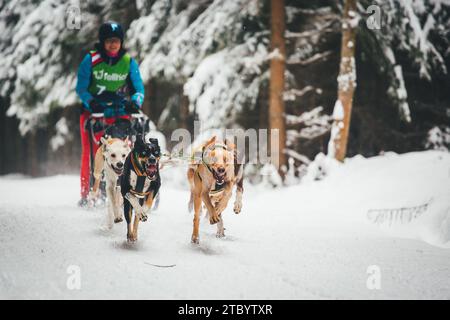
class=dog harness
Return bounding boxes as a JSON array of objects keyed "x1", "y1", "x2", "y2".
[
  {"x1": 129, "y1": 152, "x2": 151, "y2": 198},
  {"x1": 195, "y1": 171, "x2": 226, "y2": 194}
]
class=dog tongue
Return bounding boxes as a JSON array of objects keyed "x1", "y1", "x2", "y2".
[{"x1": 147, "y1": 164, "x2": 157, "y2": 176}]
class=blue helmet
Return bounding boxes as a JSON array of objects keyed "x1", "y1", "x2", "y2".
[{"x1": 98, "y1": 21, "x2": 124, "y2": 43}]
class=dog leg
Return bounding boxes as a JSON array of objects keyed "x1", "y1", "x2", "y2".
[
  {"x1": 124, "y1": 193, "x2": 145, "y2": 218},
  {"x1": 124, "y1": 200, "x2": 134, "y2": 242},
  {"x1": 233, "y1": 177, "x2": 244, "y2": 214},
  {"x1": 192, "y1": 192, "x2": 202, "y2": 244},
  {"x1": 87, "y1": 178, "x2": 100, "y2": 207},
  {"x1": 89, "y1": 147, "x2": 104, "y2": 207},
  {"x1": 105, "y1": 183, "x2": 115, "y2": 229},
  {"x1": 187, "y1": 168, "x2": 195, "y2": 213},
  {"x1": 202, "y1": 191, "x2": 220, "y2": 225},
  {"x1": 140, "y1": 193, "x2": 154, "y2": 222},
  {"x1": 130, "y1": 211, "x2": 139, "y2": 242},
  {"x1": 233, "y1": 188, "x2": 243, "y2": 214},
  {"x1": 113, "y1": 187, "x2": 123, "y2": 223},
  {"x1": 216, "y1": 218, "x2": 225, "y2": 238},
  {"x1": 215, "y1": 183, "x2": 233, "y2": 216}
]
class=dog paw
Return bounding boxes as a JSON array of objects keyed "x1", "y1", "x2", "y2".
[
  {"x1": 191, "y1": 235, "x2": 200, "y2": 244},
  {"x1": 127, "y1": 233, "x2": 137, "y2": 242},
  {"x1": 216, "y1": 230, "x2": 225, "y2": 238},
  {"x1": 114, "y1": 218, "x2": 123, "y2": 223},
  {"x1": 140, "y1": 213, "x2": 148, "y2": 222},
  {"x1": 209, "y1": 214, "x2": 221, "y2": 225},
  {"x1": 233, "y1": 201, "x2": 242, "y2": 214}
]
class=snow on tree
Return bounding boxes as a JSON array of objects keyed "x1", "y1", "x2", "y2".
[
  {"x1": 328, "y1": 0, "x2": 358, "y2": 162},
  {"x1": 358, "y1": 0, "x2": 449, "y2": 122},
  {"x1": 327, "y1": 99, "x2": 345, "y2": 159},
  {"x1": 285, "y1": 106, "x2": 332, "y2": 141},
  {"x1": 282, "y1": 4, "x2": 340, "y2": 173},
  {"x1": 127, "y1": 0, "x2": 269, "y2": 129},
  {"x1": 50, "y1": 117, "x2": 71, "y2": 151},
  {"x1": 425, "y1": 126, "x2": 450, "y2": 151},
  {"x1": 0, "y1": 0, "x2": 103, "y2": 135}
]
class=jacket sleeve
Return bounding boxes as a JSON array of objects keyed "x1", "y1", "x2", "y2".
[
  {"x1": 129, "y1": 58, "x2": 145, "y2": 108},
  {"x1": 76, "y1": 54, "x2": 94, "y2": 111}
]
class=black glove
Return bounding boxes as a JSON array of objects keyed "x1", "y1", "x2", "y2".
[
  {"x1": 89, "y1": 99, "x2": 103, "y2": 113},
  {"x1": 125, "y1": 100, "x2": 139, "y2": 114}
]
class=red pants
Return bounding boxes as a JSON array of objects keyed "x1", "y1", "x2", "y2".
[{"x1": 79, "y1": 111, "x2": 130, "y2": 198}]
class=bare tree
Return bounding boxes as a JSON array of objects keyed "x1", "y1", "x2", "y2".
[
  {"x1": 269, "y1": 0, "x2": 287, "y2": 177},
  {"x1": 328, "y1": 0, "x2": 358, "y2": 161}
]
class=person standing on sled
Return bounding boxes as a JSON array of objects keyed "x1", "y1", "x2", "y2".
[{"x1": 75, "y1": 21, "x2": 145, "y2": 207}]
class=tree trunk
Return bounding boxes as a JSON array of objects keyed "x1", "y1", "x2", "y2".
[
  {"x1": 28, "y1": 130, "x2": 38, "y2": 177},
  {"x1": 180, "y1": 93, "x2": 190, "y2": 130},
  {"x1": 329, "y1": 0, "x2": 358, "y2": 161},
  {"x1": 269, "y1": 0, "x2": 286, "y2": 178}
]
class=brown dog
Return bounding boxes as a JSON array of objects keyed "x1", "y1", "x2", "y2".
[{"x1": 187, "y1": 136, "x2": 244, "y2": 244}]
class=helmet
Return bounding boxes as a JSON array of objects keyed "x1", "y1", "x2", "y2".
[{"x1": 98, "y1": 21, "x2": 124, "y2": 43}]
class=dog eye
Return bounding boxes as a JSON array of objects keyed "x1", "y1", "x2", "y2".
[
  {"x1": 111, "y1": 154, "x2": 116, "y2": 158},
  {"x1": 122, "y1": 154, "x2": 126, "y2": 158}
]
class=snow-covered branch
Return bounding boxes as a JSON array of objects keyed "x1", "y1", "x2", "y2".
[
  {"x1": 284, "y1": 148, "x2": 311, "y2": 164},
  {"x1": 286, "y1": 50, "x2": 333, "y2": 66},
  {"x1": 283, "y1": 86, "x2": 316, "y2": 101}
]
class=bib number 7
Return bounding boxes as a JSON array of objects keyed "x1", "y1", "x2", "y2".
[{"x1": 96, "y1": 85, "x2": 106, "y2": 95}]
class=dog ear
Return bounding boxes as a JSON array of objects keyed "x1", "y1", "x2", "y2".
[
  {"x1": 123, "y1": 136, "x2": 130, "y2": 148},
  {"x1": 224, "y1": 138, "x2": 236, "y2": 150},
  {"x1": 204, "y1": 135, "x2": 216, "y2": 148}
]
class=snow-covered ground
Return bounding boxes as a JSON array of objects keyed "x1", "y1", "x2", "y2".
[{"x1": 0, "y1": 150, "x2": 449, "y2": 299}]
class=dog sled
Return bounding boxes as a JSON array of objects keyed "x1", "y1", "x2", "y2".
[{"x1": 85, "y1": 100, "x2": 151, "y2": 207}]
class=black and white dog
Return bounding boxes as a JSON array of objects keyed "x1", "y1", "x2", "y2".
[{"x1": 120, "y1": 135, "x2": 161, "y2": 242}]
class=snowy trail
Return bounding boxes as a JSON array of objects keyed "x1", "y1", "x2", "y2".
[{"x1": 1, "y1": 151, "x2": 450, "y2": 299}]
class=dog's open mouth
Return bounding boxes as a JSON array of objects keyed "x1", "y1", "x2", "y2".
[
  {"x1": 213, "y1": 171, "x2": 225, "y2": 185},
  {"x1": 111, "y1": 165, "x2": 124, "y2": 176},
  {"x1": 146, "y1": 163, "x2": 158, "y2": 178}
]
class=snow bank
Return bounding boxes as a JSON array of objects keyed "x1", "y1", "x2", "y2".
[{"x1": 301, "y1": 150, "x2": 450, "y2": 248}]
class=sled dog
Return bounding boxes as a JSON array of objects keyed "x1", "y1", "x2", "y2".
[
  {"x1": 187, "y1": 136, "x2": 243, "y2": 244},
  {"x1": 120, "y1": 135, "x2": 161, "y2": 242}
]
